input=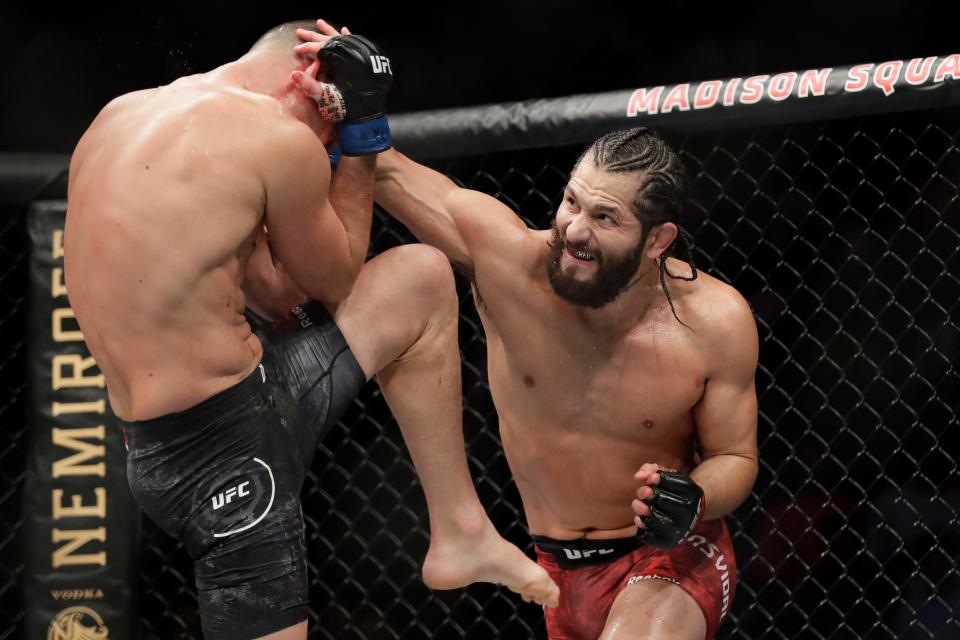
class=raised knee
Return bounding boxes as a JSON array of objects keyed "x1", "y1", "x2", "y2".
[{"x1": 395, "y1": 244, "x2": 457, "y2": 305}]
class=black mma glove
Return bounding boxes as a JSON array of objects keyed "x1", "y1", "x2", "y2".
[
  {"x1": 637, "y1": 470, "x2": 705, "y2": 550},
  {"x1": 318, "y1": 34, "x2": 393, "y2": 155}
]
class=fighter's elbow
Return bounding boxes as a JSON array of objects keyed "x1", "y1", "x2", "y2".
[{"x1": 305, "y1": 273, "x2": 356, "y2": 305}]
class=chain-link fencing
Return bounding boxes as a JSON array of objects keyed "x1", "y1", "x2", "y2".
[
  {"x1": 2, "y1": 101, "x2": 958, "y2": 640},
  {"x1": 133, "y1": 105, "x2": 960, "y2": 639}
]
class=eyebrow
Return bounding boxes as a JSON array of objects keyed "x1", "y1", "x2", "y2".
[
  {"x1": 593, "y1": 203, "x2": 620, "y2": 214},
  {"x1": 566, "y1": 183, "x2": 624, "y2": 218}
]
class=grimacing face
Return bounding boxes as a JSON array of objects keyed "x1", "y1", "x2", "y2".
[{"x1": 546, "y1": 161, "x2": 650, "y2": 308}]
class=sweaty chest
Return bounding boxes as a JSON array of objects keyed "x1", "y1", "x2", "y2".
[{"x1": 486, "y1": 314, "x2": 708, "y2": 438}]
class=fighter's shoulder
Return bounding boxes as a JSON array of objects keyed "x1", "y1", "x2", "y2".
[
  {"x1": 691, "y1": 271, "x2": 759, "y2": 355},
  {"x1": 81, "y1": 88, "x2": 157, "y2": 133},
  {"x1": 100, "y1": 87, "x2": 158, "y2": 111},
  {"x1": 446, "y1": 188, "x2": 536, "y2": 248},
  {"x1": 194, "y1": 89, "x2": 298, "y2": 129},
  {"x1": 197, "y1": 89, "x2": 319, "y2": 155},
  {"x1": 73, "y1": 89, "x2": 158, "y2": 166}
]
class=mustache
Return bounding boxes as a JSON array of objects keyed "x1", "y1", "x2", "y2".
[
  {"x1": 565, "y1": 241, "x2": 592, "y2": 252},
  {"x1": 562, "y1": 238, "x2": 599, "y2": 259},
  {"x1": 549, "y1": 222, "x2": 599, "y2": 260}
]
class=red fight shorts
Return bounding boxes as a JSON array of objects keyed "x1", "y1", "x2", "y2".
[{"x1": 533, "y1": 519, "x2": 735, "y2": 640}]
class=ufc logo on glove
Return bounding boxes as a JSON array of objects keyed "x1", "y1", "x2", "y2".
[{"x1": 370, "y1": 55, "x2": 392, "y2": 75}]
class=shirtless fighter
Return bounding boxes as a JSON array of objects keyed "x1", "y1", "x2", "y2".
[
  {"x1": 372, "y1": 128, "x2": 758, "y2": 640},
  {"x1": 294, "y1": 27, "x2": 759, "y2": 635},
  {"x1": 64, "y1": 20, "x2": 556, "y2": 640}
]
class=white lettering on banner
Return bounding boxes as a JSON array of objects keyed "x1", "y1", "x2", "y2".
[
  {"x1": 740, "y1": 75, "x2": 769, "y2": 104},
  {"x1": 694, "y1": 80, "x2": 723, "y2": 109},
  {"x1": 874, "y1": 61, "x2": 904, "y2": 96},
  {"x1": 797, "y1": 68, "x2": 831, "y2": 97},
  {"x1": 626, "y1": 86, "x2": 664, "y2": 116},
  {"x1": 845, "y1": 64, "x2": 873, "y2": 92},
  {"x1": 622, "y1": 55, "x2": 959, "y2": 118},
  {"x1": 905, "y1": 57, "x2": 937, "y2": 85},
  {"x1": 722, "y1": 77, "x2": 741, "y2": 106},
  {"x1": 768, "y1": 72, "x2": 798, "y2": 101},
  {"x1": 661, "y1": 83, "x2": 691, "y2": 113},
  {"x1": 934, "y1": 54, "x2": 960, "y2": 82}
]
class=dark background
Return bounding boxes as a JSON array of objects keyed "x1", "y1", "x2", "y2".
[
  {"x1": 2, "y1": 2, "x2": 959, "y2": 638},
  {"x1": 1, "y1": 0, "x2": 957, "y2": 153}
]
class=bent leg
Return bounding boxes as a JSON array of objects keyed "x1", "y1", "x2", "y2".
[
  {"x1": 326, "y1": 244, "x2": 558, "y2": 606},
  {"x1": 599, "y1": 579, "x2": 707, "y2": 640},
  {"x1": 256, "y1": 621, "x2": 307, "y2": 640}
]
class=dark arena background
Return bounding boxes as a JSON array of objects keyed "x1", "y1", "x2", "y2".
[{"x1": 1, "y1": 3, "x2": 958, "y2": 639}]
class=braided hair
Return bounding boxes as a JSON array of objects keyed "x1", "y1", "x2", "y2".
[{"x1": 577, "y1": 127, "x2": 697, "y2": 325}]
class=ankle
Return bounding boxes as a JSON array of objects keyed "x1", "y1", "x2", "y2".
[{"x1": 428, "y1": 505, "x2": 493, "y2": 541}]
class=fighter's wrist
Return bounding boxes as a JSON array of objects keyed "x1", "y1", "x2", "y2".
[
  {"x1": 336, "y1": 115, "x2": 392, "y2": 156},
  {"x1": 636, "y1": 470, "x2": 705, "y2": 550}
]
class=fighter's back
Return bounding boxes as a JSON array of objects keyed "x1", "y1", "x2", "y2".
[{"x1": 65, "y1": 77, "x2": 278, "y2": 420}]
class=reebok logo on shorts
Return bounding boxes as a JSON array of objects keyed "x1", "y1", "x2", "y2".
[
  {"x1": 627, "y1": 574, "x2": 680, "y2": 587},
  {"x1": 292, "y1": 306, "x2": 313, "y2": 329}
]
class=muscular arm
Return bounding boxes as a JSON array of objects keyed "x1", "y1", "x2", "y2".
[
  {"x1": 263, "y1": 119, "x2": 374, "y2": 302},
  {"x1": 374, "y1": 149, "x2": 528, "y2": 274},
  {"x1": 690, "y1": 291, "x2": 760, "y2": 520},
  {"x1": 243, "y1": 227, "x2": 308, "y2": 320}
]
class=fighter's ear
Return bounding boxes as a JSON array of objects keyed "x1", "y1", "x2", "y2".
[{"x1": 645, "y1": 222, "x2": 678, "y2": 260}]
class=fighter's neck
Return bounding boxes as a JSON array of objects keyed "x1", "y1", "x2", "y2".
[
  {"x1": 210, "y1": 58, "x2": 287, "y2": 100},
  {"x1": 571, "y1": 265, "x2": 666, "y2": 334}
]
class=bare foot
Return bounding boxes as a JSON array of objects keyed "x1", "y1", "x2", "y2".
[{"x1": 421, "y1": 524, "x2": 559, "y2": 608}]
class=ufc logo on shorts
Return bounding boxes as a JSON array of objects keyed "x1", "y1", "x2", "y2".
[
  {"x1": 563, "y1": 547, "x2": 614, "y2": 560},
  {"x1": 370, "y1": 55, "x2": 392, "y2": 75},
  {"x1": 212, "y1": 481, "x2": 250, "y2": 510}
]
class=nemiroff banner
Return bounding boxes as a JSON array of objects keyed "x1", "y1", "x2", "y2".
[{"x1": 23, "y1": 201, "x2": 139, "y2": 639}]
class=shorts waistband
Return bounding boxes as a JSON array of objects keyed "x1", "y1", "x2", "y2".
[
  {"x1": 532, "y1": 534, "x2": 641, "y2": 569},
  {"x1": 117, "y1": 364, "x2": 266, "y2": 445}
]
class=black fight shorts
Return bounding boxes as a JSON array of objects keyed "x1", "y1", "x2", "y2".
[{"x1": 119, "y1": 301, "x2": 366, "y2": 639}]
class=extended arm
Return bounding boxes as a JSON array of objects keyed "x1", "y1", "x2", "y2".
[
  {"x1": 375, "y1": 149, "x2": 528, "y2": 274},
  {"x1": 292, "y1": 25, "x2": 525, "y2": 272}
]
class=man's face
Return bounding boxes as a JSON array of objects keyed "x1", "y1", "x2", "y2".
[{"x1": 547, "y1": 160, "x2": 649, "y2": 308}]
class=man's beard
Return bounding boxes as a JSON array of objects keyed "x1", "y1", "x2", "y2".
[{"x1": 547, "y1": 221, "x2": 647, "y2": 309}]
